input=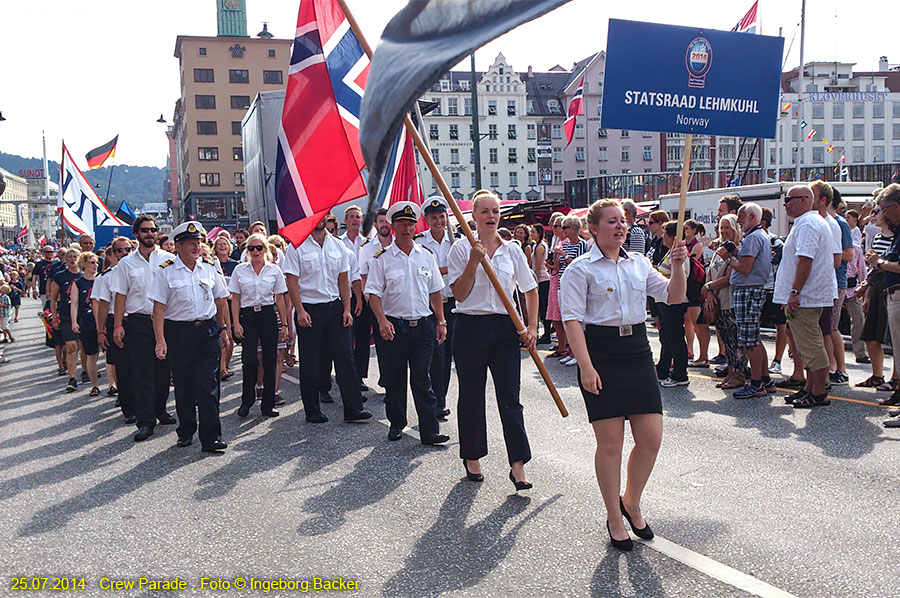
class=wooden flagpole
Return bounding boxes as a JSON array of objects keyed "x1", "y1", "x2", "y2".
[
  {"x1": 675, "y1": 133, "x2": 693, "y2": 242},
  {"x1": 337, "y1": 0, "x2": 567, "y2": 417}
]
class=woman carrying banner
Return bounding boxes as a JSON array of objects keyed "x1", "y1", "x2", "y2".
[{"x1": 561, "y1": 198, "x2": 686, "y2": 551}]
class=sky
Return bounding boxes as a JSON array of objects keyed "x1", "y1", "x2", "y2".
[{"x1": 0, "y1": 0, "x2": 892, "y2": 169}]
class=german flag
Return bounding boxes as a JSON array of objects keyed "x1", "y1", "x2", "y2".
[{"x1": 85, "y1": 135, "x2": 118, "y2": 169}]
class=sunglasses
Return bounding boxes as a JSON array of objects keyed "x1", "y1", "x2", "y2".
[
  {"x1": 115, "y1": 247, "x2": 132, "y2": 254},
  {"x1": 783, "y1": 195, "x2": 805, "y2": 205},
  {"x1": 247, "y1": 245, "x2": 265, "y2": 252},
  {"x1": 139, "y1": 227, "x2": 159, "y2": 233}
]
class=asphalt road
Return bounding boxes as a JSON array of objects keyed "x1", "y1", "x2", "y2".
[{"x1": 1, "y1": 296, "x2": 897, "y2": 598}]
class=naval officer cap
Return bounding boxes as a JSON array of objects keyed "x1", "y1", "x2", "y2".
[
  {"x1": 386, "y1": 201, "x2": 421, "y2": 223},
  {"x1": 173, "y1": 221, "x2": 205, "y2": 243},
  {"x1": 422, "y1": 196, "x2": 449, "y2": 215}
]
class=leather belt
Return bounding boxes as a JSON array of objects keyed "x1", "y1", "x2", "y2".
[{"x1": 387, "y1": 316, "x2": 428, "y2": 327}]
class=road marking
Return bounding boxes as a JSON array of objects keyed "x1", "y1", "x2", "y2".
[
  {"x1": 377, "y1": 419, "x2": 421, "y2": 440},
  {"x1": 639, "y1": 535, "x2": 798, "y2": 598},
  {"x1": 282, "y1": 374, "x2": 300, "y2": 385}
]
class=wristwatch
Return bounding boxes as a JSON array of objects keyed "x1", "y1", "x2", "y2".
[
  {"x1": 790, "y1": 288, "x2": 800, "y2": 296},
  {"x1": 437, "y1": 320, "x2": 447, "y2": 327}
]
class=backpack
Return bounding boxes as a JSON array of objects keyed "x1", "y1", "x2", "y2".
[{"x1": 686, "y1": 256, "x2": 706, "y2": 303}]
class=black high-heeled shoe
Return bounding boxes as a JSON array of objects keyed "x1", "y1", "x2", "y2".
[
  {"x1": 508, "y1": 470, "x2": 533, "y2": 491},
  {"x1": 620, "y1": 497, "x2": 654, "y2": 540},
  {"x1": 462, "y1": 460, "x2": 483, "y2": 482},
  {"x1": 606, "y1": 520, "x2": 633, "y2": 551}
]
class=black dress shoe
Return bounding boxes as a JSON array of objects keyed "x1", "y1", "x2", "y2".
[
  {"x1": 388, "y1": 429, "x2": 403, "y2": 441},
  {"x1": 157, "y1": 413, "x2": 177, "y2": 425},
  {"x1": 261, "y1": 410, "x2": 279, "y2": 418},
  {"x1": 438, "y1": 408, "x2": 451, "y2": 418},
  {"x1": 237, "y1": 405, "x2": 250, "y2": 418},
  {"x1": 509, "y1": 470, "x2": 533, "y2": 491},
  {"x1": 344, "y1": 409, "x2": 372, "y2": 422},
  {"x1": 620, "y1": 497, "x2": 654, "y2": 540},
  {"x1": 421, "y1": 433, "x2": 450, "y2": 445},
  {"x1": 123, "y1": 415, "x2": 137, "y2": 425},
  {"x1": 114, "y1": 398, "x2": 121, "y2": 407},
  {"x1": 319, "y1": 391, "x2": 335, "y2": 404},
  {"x1": 606, "y1": 520, "x2": 634, "y2": 552},
  {"x1": 133, "y1": 426, "x2": 154, "y2": 442},
  {"x1": 463, "y1": 460, "x2": 484, "y2": 482},
  {"x1": 360, "y1": 383, "x2": 370, "y2": 392},
  {"x1": 306, "y1": 412, "x2": 329, "y2": 423},
  {"x1": 176, "y1": 438, "x2": 192, "y2": 447},
  {"x1": 202, "y1": 440, "x2": 227, "y2": 452}
]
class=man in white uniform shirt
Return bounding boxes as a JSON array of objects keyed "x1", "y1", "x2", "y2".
[
  {"x1": 340, "y1": 205, "x2": 372, "y2": 392},
  {"x1": 359, "y1": 207, "x2": 393, "y2": 388},
  {"x1": 283, "y1": 216, "x2": 372, "y2": 424},
  {"x1": 110, "y1": 215, "x2": 176, "y2": 442}
]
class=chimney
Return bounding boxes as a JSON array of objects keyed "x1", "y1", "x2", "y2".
[
  {"x1": 527, "y1": 65, "x2": 534, "y2": 78},
  {"x1": 879, "y1": 56, "x2": 889, "y2": 71}
]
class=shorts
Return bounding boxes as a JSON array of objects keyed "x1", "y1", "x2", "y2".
[
  {"x1": 80, "y1": 326, "x2": 99, "y2": 355},
  {"x1": 0, "y1": 316, "x2": 8, "y2": 331},
  {"x1": 830, "y1": 289, "x2": 848, "y2": 333},
  {"x1": 59, "y1": 319, "x2": 78, "y2": 343},
  {"x1": 818, "y1": 306, "x2": 833, "y2": 336},
  {"x1": 732, "y1": 286, "x2": 766, "y2": 347},
  {"x1": 789, "y1": 307, "x2": 829, "y2": 371},
  {"x1": 762, "y1": 291, "x2": 787, "y2": 326}
]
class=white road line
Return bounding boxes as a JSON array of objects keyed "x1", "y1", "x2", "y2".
[
  {"x1": 377, "y1": 419, "x2": 420, "y2": 440},
  {"x1": 282, "y1": 374, "x2": 300, "y2": 385},
  {"x1": 639, "y1": 536, "x2": 798, "y2": 598}
]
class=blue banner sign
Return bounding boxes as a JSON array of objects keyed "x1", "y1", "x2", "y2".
[{"x1": 601, "y1": 19, "x2": 784, "y2": 139}]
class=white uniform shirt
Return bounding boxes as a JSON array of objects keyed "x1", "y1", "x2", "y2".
[
  {"x1": 416, "y1": 228, "x2": 454, "y2": 299},
  {"x1": 340, "y1": 232, "x2": 366, "y2": 262},
  {"x1": 228, "y1": 261, "x2": 288, "y2": 308},
  {"x1": 365, "y1": 242, "x2": 444, "y2": 319},
  {"x1": 110, "y1": 248, "x2": 176, "y2": 316},
  {"x1": 447, "y1": 237, "x2": 537, "y2": 316},
  {"x1": 90, "y1": 265, "x2": 116, "y2": 303},
  {"x1": 359, "y1": 235, "x2": 393, "y2": 276},
  {"x1": 773, "y1": 210, "x2": 837, "y2": 308},
  {"x1": 560, "y1": 246, "x2": 671, "y2": 326},
  {"x1": 282, "y1": 232, "x2": 349, "y2": 304},
  {"x1": 148, "y1": 256, "x2": 229, "y2": 321},
  {"x1": 346, "y1": 246, "x2": 361, "y2": 283}
]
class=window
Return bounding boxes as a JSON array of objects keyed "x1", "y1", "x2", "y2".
[
  {"x1": 263, "y1": 70, "x2": 283, "y2": 84},
  {"x1": 232, "y1": 121, "x2": 242, "y2": 136},
  {"x1": 528, "y1": 171, "x2": 537, "y2": 186},
  {"x1": 464, "y1": 97, "x2": 472, "y2": 115},
  {"x1": 553, "y1": 170, "x2": 563, "y2": 185},
  {"x1": 874, "y1": 123, "x2": 885, "y2": 140},
  {"x1": 230, "y1": 95, "x2": 250, "y2": 109},
  {"x1": 198, "y1": 147, "x2": 218, "y2": 161},
  {"x1": 642, "y1": 131, "x2": 653, "y2": 138},
  {"x1": 833, "y1": 103, "x2": 845, "y2": 119},
  {"x1": 852, "y1": 102, "x2": 865, "y2": 118},
  {"x1": 234, "y1": 172, "x2": 245, "y2": 187},
  {"x1": 469, "y1": 148, "x2": 475, "y2": 163},
  {"x1": 894, "y1": 123, "x2": 900, "y2": 140},
  {"x1": 431, "y1": 148, "x2": 440, "y2": 164},
  {"x1": 552, "y1": 147, "x2": 562, "y2": 162},
  {"x1": 199, "y1": 173, "x2": 220, "y2": 187},
  {"x1": 490, "y1": 171, "x2": 499, "y2": 187},
  {"x1": 459, "y1": 79, "x2": 470, "y2": 91},
  {"x1": 489, "y1": 148, "x2": 498, "y2": 163},
  {"x1": 643, "y1": 146, "x2": 653, "y2": 161},
  {"x1": 598, "y1": 128, "x2": 608, "y2": 138},
  {"x1": 195, "y1": 95, "x2": 216, "y2": 109},
  {"x1": 597, "y1": 146, "x2": 608, "y2": 161},
  {"x1": 813, "y1": 146, "x2": 824, "y2": 162},
  {"x1": 451, "y1": 172, "x2": 460, "y2": 188},
  {"x1": 812, "y1": 103, "x2": 824, "y2": 119},
  {"x1": 449, "y1": 124, "x2": 458, "y2": 140},
  {"x1": 507, "y1": 100, "x2": 516, "y2": 116},
  {"x1": 468, "y1": 124, "x2": 474, "y2": 140},
  {"x1": 547, "y1": 100, "x2": 561, "y2": 114},
  {"x1": 895, "y1": 102, "x2": 900, "y2": 118},
  {"x1": 832, "y1": 124, "x2": 845, "y2": 141},
  {"x1": 874, "y1": 146, "x2": 885, "y2": 162},
  {"x1": 509, "y1": 171, "x2": 518, "y2": 186},
  {"x1": 852, "y1": 124, "x2": 865, "y2": 140},
  {"x1": 552, "y1": 124, "x2": 562, "y2": 139},
  {"x1": 527, "y1": 124, "x2": 536, "y2": 140},
  {"x1": 575, "y1": 147, "x2": 585, "y2": 161},
  {"x1": 233, "y1": 147, "x2": 243, "y2": 161},
  {"x1": 450, "y1": 148, "x2": 459, "y2": 164},
  {"x1": 621, "y1": 130, "x2": 630, "y2": 138},
  {"x1": 268, "y1": 49, "x2": 276, "y2": 58},
  {"x1": 508, "y1": 148, "x2": 517, "y2": 163},
  {"x1": 194, "y1": 68, "x2": 214, "y2": 82},
  {"x1": 488, "y1": 124, "x2": 498, "y2": 140},
  {"x1": 488, "y1": 100, "x2": 497, "y2": 115},
  {"x1": 508, "y1": 124, "x2": 517, "y2": 139},
  {"x1": 429, "y1": 124, "x2": 439, "y2": 140},
  {"x1": 527, "y1": 147, "x2": 536, "y2": 162},
  {"x1": 198, "y1": 47, "x2": 207, "y2": 56},
  {"x1": 874, "y1": 102, "x2": 885, "y2": 119},
  {"x1": 229, "y1": 69, "x2": 249, "y2": 83},
  {"x1": 198, "y1": 197, "x2": 226, "y2": 218},
  {"x1": 894, "y1": 146, "x2": 900, "y2": 162},
  {"x1": 575, "y1": 124, "x2": 584, "y2": 139},
  {"x1": 440, "y1": 79, "x2": 450, "y2": 91},
  {"x1": 621, "y1": 146, "x2": 630, "y2": 161},
  {"x1": 447, "y1": 97, "x2": 458, "y2": 115},
  {"x1": 576, "y1": 170, "x2": 585, "y2": 179},
  {"x1": 197, "y1": 121, "x2": 217, "y2": 135},
  {"x1": 430, "y1": 98, "x2": 441, "y2": 115},
  {"x1": 852, "y1": 146, "x2": 865, "y2": 163},
  {"x1": 527, "y1": 100, "x2": 535, "y2": 115}
]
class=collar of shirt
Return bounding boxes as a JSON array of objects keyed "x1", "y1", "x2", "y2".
[
  {"x1": 589, "y1": 245, "x2": 629, "y2": 263},
  {"x1": 744, "y1": 224, "x2": 762, "y2": 235}
]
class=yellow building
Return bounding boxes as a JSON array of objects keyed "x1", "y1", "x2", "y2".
[{"x1": 0, "y1": 167, "x2": 29, "y2": 242}]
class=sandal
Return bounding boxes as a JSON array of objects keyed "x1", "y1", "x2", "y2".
[
  {"x1": 876, "y1": 379, "x2": 898, "y2": 392},
  {"x1": 107, "y1": 386, "x2": 118, "y2": 396},
  {"x1": 856, "y1": 375, "x2": 885, "y2": 388},
  {"x1": 792, "y1": 392, "x2": 831, "y2": 408},
  {"x1": 721, "y1": 378, "x2": 744, "y2": 390},
  {"x1": 221, "y1": 370, "x2": 234, "y2": 380},
  {"x1": 89, "y1": 387, "x2": 100, "y2": 397},
  {"x1": 547, "y1": 350, "x2": 565, "y2": 358}
]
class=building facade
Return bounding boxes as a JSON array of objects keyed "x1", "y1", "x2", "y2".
[
  {"x1": 0, "y1": 168, "x2": 28, "y2": 241},
  {"x1": 171, "y1": 1, "x2": 291, "y2": 227}
]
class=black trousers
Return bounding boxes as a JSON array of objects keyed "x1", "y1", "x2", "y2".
[
  {"x1": 351, "y1": 295, "x2": 373, "y2": 379},
  {"x1": 106, "y1": 319, "x2": 135, "y2": 418},
  {"x1": 297, "y1": 300, "x2": 363, "y2": 418},
  {"x1": 239, "y1": 305, "x2": 278, "y2": 413},
  {"x1": 123, "y1": 314, "x2": 171, "y2": 429},
  {"x1": 383, "y1": 316, "x2": 440, "y2": 437},
  {"x1": 429, "y1": 298, "x2": 456, "y2": 410},
  {"x1": 453, "y1": 314, "x2": 531, "y2": 465},
  {"x1": 657, "y1": 302, "x2": 689, "y2": 381},
  {"x1": 165, "y1": 319, "x2": 223, "y2": 446}
]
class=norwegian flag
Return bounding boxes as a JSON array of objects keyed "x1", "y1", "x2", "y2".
[
  {"x1": 563, "y1": 75, "x2": 584, "y2": 150},
  {"x1": 15, "y1": 225, "x2": 27, "y2": 244},
  {"x1": 731, "y1": 1, "x2": 758, "y2": 34},
  {"x1": 275, "y1": 0, "x2": 369, "y2": 247},
  {"x1": 375, "y1": 128, "x2": 426, "y2": 233}
]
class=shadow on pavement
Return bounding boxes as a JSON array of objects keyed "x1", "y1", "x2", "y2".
[{"x1": 590, "y1": 547, "x2": 664, "y2": 598}]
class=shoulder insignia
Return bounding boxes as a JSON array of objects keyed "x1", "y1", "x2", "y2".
[
  {"x1": 159, "y1": 259, "x2": 175, "y2": 268},
  {"x1": 414, "y1": 233, "x2": 424, "y2": 239},
  {"x1": 202, "y1": 256, "x2": 216, "y2": 266},
  {"x1": 374, "y1": 248, "x2": 386, "y2": 258},
  {"x1": 361, "y1": 238, "x2": 370, "y2": 246},
  {"x1": 101, "y1": 266, "x2": 113, "y2": 275}
]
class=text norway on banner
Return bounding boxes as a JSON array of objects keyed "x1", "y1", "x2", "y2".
[{"x1": 600, "y1": 19, "x2": 784, "y2": 139}]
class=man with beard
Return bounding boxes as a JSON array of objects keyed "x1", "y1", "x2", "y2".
[{"x1": 111, "y1": 215, "x2": 177, "y2": 441}]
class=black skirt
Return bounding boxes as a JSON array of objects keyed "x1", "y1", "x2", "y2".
[{"x1": 578, "y1": 323, "x2": 663, "y2": 422}]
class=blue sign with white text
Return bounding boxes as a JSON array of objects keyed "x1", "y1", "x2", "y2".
[{"x1": 601, "y1": 19, "x2": 784, "y2": 139}]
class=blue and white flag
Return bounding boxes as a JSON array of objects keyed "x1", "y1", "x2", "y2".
[{"x1": 59, "y1": 143, "x2": 125, "y2": 236}]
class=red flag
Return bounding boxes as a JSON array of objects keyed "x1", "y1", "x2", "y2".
[
  {"x1": 563, "y1": 76, "x2": 584, "y2": 150},
  {"x1": 38, "y1": 235, "x2": 47, "y2": 247},
  {"x1": 16, "y1": 225, "x2": 27, "y2": 243},
  {"x1": 731, "y1": 1, "x2": 758, "y2": 34},
  {"x1": 375, "y1": 128, "x2": 426, "y2": 232},
  {"x1": 274, "y1": 0, "x2": 369, "y2": 247}
]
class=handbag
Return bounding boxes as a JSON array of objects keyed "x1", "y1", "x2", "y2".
[{"x1": 702, "y1": 290, "x2": 721, "y2": 325}]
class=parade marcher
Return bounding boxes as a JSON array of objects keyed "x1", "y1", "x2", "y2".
[
  {"x1": 70, "y1": 251, "x2": 100, "y2": 396},
  {"x1": 229, "y1": 233, "x2": 289, "y2": 418},
  {"x1": 149, "y1": 221, "x2": 231, "y2": 451},
  {"x1": 265, "y1": 234, "x2": 291, "y2": 405},
  {"x1": 655, "y1": 222, "x2": 691, "y2": 387},
  {"x1": 359, "y1": 207, "x2": 395, "y2": 389},
  {"x1": 111, "y1": 215, "x2": 177, "y2": 441},
  {"x1": 416, "y1": 196, "x2": 456, "y2": 420},
  {"x1": 367, "y1": 201, "x2": 449, "y2": 444},
  {"x1": 93, "y1": 237, "x2": 133, "y2": 416},
  {"x1": 284, "y1": 216, "x2": 372, "y2": 424},
  {"x1": 562, "y1": 198, "x2": 687, "y2": 551},
  {"x1": 448, "y1": 190, "x2": 538, "y2": 489},
  {"x1": 342, "y1": 205, "x2": 374, "y2": 390},
  {"x1": 49, "y1": 246, "x2": 82, "y2": 392}
]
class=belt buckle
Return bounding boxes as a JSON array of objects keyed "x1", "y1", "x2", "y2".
[
  {"x1": 408, "y1": 319, "x2": 418, "y2": 327},
  {"x1": 253, "y1": 305, "x2": 261, "y2": 312},
  {"x1": 618, "y1": 324, "x2": 633, "y2": 337}
]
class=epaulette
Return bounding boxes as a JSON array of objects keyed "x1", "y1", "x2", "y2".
[
  {"x1": 159, "y1": 259, "x2": 175, "y2": 268},
  {"x1": 414, "y1": 233, "x2": 424, "y2": 239},
  {"x1": 101, "y1": 266, "x2": 113, "y2": 275},
  {"x1": 361, "y1": 238, "x2": 370, "y2": 246},
  {"x1": 374, "y1": 248, "x2": 386, "y2": 258},
  {"x1": 202, "y1": 256, "x2": 216, "y2": 266}
]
